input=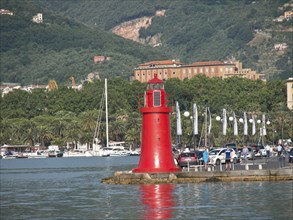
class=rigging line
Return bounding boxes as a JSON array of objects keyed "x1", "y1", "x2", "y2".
[{"x1": 93, "y1": 89, "x2": 105, "y2": 144}]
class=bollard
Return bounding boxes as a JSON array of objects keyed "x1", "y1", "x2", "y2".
[
  {"x1": 220, "y1": 162, "x2": 222, "y2": 171},
  {"x1": 259, "y1": 164, "x2": 262, "y2": 170},
  {"x1": 232, "y1": 163, "x2": 235, "y2": 171},
  {"x1": 187, "y1": 161, "x2": 190, "y2": 172},
  {"x1": 245, "y1": 164, "x2": 249, "y2": 170},
  {"x1": 207, "y1": 166, "x2": 211, "y2": 172}
]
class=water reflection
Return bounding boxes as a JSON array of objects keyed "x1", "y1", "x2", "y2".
[{"x1": 140, "y1": 184, "x2": 175, "y2": 220}]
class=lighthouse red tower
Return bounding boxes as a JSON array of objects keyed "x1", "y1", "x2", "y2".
[{"x1": 133, "y1": 74, "x2": 180, "y2": 173}]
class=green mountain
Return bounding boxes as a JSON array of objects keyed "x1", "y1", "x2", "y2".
[
  {"x1": 0, "y1": 0, "x2": 292, "y2": 85},
  {"x1": 0, "y1": 0, "x2": 168, "y2": 85},
  {"x1": 43, "y1": 0, "x2": 293, "y2": 80}
]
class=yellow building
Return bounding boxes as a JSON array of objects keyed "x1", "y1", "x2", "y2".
[
  {"x1": 133, "y1": 59, "x2": 265, "y2": 83},
  {"x1": 287, "y1": 77, "x2": 293, "y2": 110}
]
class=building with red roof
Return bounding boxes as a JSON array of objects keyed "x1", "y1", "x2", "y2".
[{"x1": 133, "y1": 59, "x2": 265, "y2": 82}]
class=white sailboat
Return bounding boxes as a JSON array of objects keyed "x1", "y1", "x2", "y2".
[{"x1": 91, "y1": 79, "x2": 131, "y2": 157}]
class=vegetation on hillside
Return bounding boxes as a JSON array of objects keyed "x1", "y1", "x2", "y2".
[
  {"x1": 0, "y1": 0, "x2": 168, "y2": 84},
  {"x1": 1, "y1": 76, "x2": 292, "y2": 148},
  {"x1": 43, "y1": 0, "x2": 293, "y2": 80}
]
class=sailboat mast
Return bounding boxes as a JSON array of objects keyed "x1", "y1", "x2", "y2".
[{"x1": 105, "y1": 78, "x2": 109, "y2": 148}]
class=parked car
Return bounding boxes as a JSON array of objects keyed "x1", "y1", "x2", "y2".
[
  {"x1": 289, "y1": 148, "x2": 293, "y2": 163},
  {"x1": 208, "y1": 148, "x2": 240, "y2": 165},
  {"x1": 177, "y1": 152, "x2": 198, "y2": 167},
  {"x1": 238, "y1": 147, "x2": 254, "y2": 160}
]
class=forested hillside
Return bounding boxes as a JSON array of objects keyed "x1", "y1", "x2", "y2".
[
  {"x1": 43, "y1": 0, "x2": 293, "y2": 80},
  {"x1": 0, "y1": 0, "x2": 168, "y2": 84},
  {"x1": 1, "y1": 0, "x2": 292, "y2": 85},
  {"x1": 1, "y1": 76, "x2": 292, "y2": 148}
]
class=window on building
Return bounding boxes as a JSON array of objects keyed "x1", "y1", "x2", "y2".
[
  {"x1": 205, "y1": 68, "x2": 209, "y2": 73},
  {"x1": 220, "y1": 68, "x2": 223, "y2": 72},
  {"x1": 211, "y1": 68, "x2": 215, "y2": 73},
  {"x1": 194, "y1": 68, "x2": 197, "y2": 74},
  {"x1": 200, "y1": 68, "x2": 203, "y2": 73}
]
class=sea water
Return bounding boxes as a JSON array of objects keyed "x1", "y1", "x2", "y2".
[{"x1": 0, "y1": 157, "x2": 292, "y2": 220}]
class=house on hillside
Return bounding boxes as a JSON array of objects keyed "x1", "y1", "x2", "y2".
[
  {"x1": 273, "y1": 11, "x2": 293, "y2": 22},
  {"x1": 274, "y1": 43, "x2": 288, "y2": 51},
  {"x1": 0, "y1": 9, "x2": 13, "y2": 15},
  {"x1": 284, "y1": 11, "x2": 293, "y2": 20},
  {"x1": 93, "y1": 56, "x2": 111, "y2": 64},
  {"x1": 32, "y1": 13, "x2": 43, "y2": 23},
  {"x1": 1, "y1": 83, "x2": 48, "y2": 97}
]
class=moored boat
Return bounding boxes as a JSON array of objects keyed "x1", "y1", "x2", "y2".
[
  {"x1": 16, "y1": 153, "x2": 28, "y2": 159},
  {"x1": 47, "y1": 150, "x2": 63, "y2": 158}
]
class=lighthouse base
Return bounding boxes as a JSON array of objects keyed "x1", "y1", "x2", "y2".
[{"x1": 132, "y1": 167, "x2": 181, "y2": 173}]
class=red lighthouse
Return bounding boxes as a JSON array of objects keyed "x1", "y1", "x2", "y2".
[{"x1": 133, "y1": 74, "x2": 180, "y2": 173}]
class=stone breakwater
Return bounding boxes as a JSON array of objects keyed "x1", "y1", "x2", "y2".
[{"x1": 101, "y1": 168, "x2": 293, "y2": 184}]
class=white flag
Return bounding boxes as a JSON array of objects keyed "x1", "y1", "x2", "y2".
[
  {"x1": 193, "y1": 104, "x2": 198, "y2": 135},
  {"x1": 262, "y1": 113, "x2": 267, "y2": 136},
  {"x1": 208, "y1": 107, "x2": 212, "y2": 135},
  {"x1": 233, "y1": 112, "x2": 238, "y2": 136},
  {"x1": 176, "y1": 101, "x2": 182, "y2": 136},
  {"x1": 252, "y1": 114, "x2": 256, "y2": 135},
  {"x1": 223, "y1": 109, "x2": 227, "y2": 136},
  {"x1": 244, "y1": 112, "x2": 248, "y2": 136}
]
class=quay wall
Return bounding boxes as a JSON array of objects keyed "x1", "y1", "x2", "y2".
[{"x1": 101, "y1": 168, "x2": 293, "y2": 184}]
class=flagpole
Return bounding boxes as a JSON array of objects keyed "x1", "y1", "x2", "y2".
[
  {"x1": 244, "y1": 112, "x2": 248, "y2": 146},
  {"x1": 223, "y1": 109, "x2": 227, "y2": 146},
  {"x1": 204, "y1": 107, "x2": 207, "y2": 147},
  {"x1": 176, "y1": 101, "x2": 182, "y2": 149},
  {"x1": 193, "y1": 104, "x2": 198, "y2": 150}
]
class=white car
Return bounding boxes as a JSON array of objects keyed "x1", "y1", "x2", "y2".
[{"x1": 208, "y1": 148, "x2": 239, "y2": 165}]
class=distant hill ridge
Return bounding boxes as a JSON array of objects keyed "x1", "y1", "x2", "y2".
[{"x1": 0, "y1": 0, "x2": 292, "y2": 85}]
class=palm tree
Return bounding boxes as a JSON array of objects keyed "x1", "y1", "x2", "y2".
[
  {"x1": 79, "y1": 110, "x2": 98, "y2": 131},
  {"x1": 36, "y1": 125, "x2": 53, "y2": 147},
  {"x1": 0, "y1": 117, "x2": 13, "y2": 144},
  {"x1": 22, "y1": 120, "x2": 37, "y2": 146},
  {"x1": 109, "y1": 120, "x2": 126, "y2": 141},
  {"x1": 274, "y1": 110, "x2": 292, "y2": 144},
  {"x1": 125, "y1": 127, "x2": 140, "y2": 151},
  {"x1": 64, "y1": 119, "x2": 83, "y2": 150}
]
